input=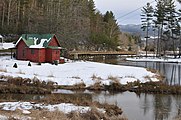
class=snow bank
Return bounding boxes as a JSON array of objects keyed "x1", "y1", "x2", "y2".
[
  {"x1": 0, "y1": 102, "x2": 105, "y2": 114},
  {"x1": 0, "y1": 57, "x2": 160, "y2": 87}
]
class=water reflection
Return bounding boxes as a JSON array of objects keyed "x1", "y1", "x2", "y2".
[
  {"x1": 118, "y1": 61, "x2": 181, "y2": 85},
  {"x1": 0, "y1": 56, "x2": 181, "y2": 120},
  {"x1": 87, "y1": 55, "x2": 181, "y2": 85},
  {"x1": 0, "y1": 91, "x2": 181, "y2": 120},
  {"x1": 92, "y1": 91, "x2": 181, "y2": 120},
  {"x1": 0, "y1": 94, "x2": 45, "y2": 101}
]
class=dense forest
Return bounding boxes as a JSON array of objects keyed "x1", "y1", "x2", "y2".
[{"x1": 0, "y1": 0, "x2": 121, "y2": 50}]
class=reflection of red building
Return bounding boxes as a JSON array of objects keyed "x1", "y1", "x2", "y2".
[{"x1": 15, "y1": 34, "x2": 62, "y2": 63}]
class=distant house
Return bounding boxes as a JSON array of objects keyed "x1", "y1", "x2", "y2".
[{"x1": 14, "y1": 34, "x2": 63, "y2": 63}]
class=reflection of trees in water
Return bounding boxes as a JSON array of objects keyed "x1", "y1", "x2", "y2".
[
  {"x1": 141, "y1": 94, "x2": 151, "y2": 116},
  {"x1": 173, "y1": 95, "x2": 181, "y2": 118},
  {"x1": 0, "y1": 94, "x2": 44, "y2": 101},
  {"x1": 120, "y1": 60, "x2": 180, "y2": 85},
  {"x1": 153, "y1": 94, "x2": 172, "y2": 120}
]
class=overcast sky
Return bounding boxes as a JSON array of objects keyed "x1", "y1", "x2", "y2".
[{"x1": 93, "y1": 0, "x2": 180, "y2": 25}]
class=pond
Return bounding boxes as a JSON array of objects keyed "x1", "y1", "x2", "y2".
[
  {"x1": 87, "y1": 55, "x2": 181, "y2": 85},
  {"x1": 1, "y1": 55, "x2": 181, "y2": 120},
  {"x1": 1, "y1": 90, "x2": 181, "y2": 120},
  {"x1": 92, "y1": 91, "x2": 181, "y2": 120}
]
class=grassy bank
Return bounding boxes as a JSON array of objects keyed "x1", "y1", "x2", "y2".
[
  {"x1": 0, "y1": 76, "x2": 56, "y2": 94},
  {"x1": 0, "y1": 109, "x2": 127, "y2": 120},
  {"x1": 58, "y1": 81, "x2": 181, "y2": 95},
  {"x1": 1, "y1": 74, "x2": 181, "y2": 95}
]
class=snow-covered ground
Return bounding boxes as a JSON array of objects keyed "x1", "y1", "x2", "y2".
[
  {"x1": 0, "y1": 56, "x2": 160, "y2": 87},
  {"x1": 0, "y1": 102, "x2": 105, "y2": 114},
  {"x1": 127, "y1": 57, "x2": 181, "y2": 63},
  {"x1": 0, "y1": 102, "x2": 105, "y2": 120}
]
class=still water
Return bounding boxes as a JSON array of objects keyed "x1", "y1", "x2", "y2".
[
  {"x1": 85, "y1": 55, "x2": 181, "y2": 120},
  {"x1": 90, "y1": 55, "x2": 181, "y2": 85},
  {"x1": 1, "y1": 56, "x2": 181, "y2": 120},
  {"x1": 1, "y1": 90, "x2": 181, "y2": 120},
  {"x1": 93, "y1": 91, "x2": 181, "y2": 120}
]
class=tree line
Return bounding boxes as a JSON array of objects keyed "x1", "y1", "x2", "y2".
[
  {"x1": 0, "y1": 0, "x2": 120, "y2": 50},
  {"x1": 141, "y1": 0, "x2": 181, "y2": 57}
]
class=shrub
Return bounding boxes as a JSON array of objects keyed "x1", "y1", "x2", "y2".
[
  {"x1": 91, "y1": 74, "x2": 102, "y2": 81},
  {"x1": 108, "y1": 75, "x2": 119, "y2": 83},
  {"x1": 13, "y1": 63, "x2": 17, "y2": 68},
  {"x1": 28, "y1": 62, "x2": 31, "y2": 67},
  {"x1": 54, "y1": 60, "x2": 59, "y2": 65}
]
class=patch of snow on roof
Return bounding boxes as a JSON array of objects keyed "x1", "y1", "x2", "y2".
[
  {"x1": 33, "y1": 37, "x2": 38, "y2": 45},
  {"x1": 29, "y1": 38, "x2": 49, "y2": 48},
  {"x1": 0, "y1": 35, "x2": 3, "y2": 38},
  {"x1": 2, "y1": 43, "x2": 15, "y2": 49}
]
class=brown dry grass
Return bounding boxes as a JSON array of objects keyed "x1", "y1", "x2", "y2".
[
  {"x1": 108, "y1": 75, "x2": 120, "y2": 83},
  {"x1": 0, "y1": 76, "x2": 56, "y2": 94},
  {"x1": 175, "y1": 115, "x2": 181, "y2": 120},
  {"x1": 146, "y1": 68, "x2": 158, "y2": 73},
  {"x1": 0, "y1": 109, "x2": 128, "y2": 120},
  {"x1": 0, "y1": 68, "x2": 7, "y2": 72},
  {"x1": 146, "y1": 68, "x2": 165, "y2": 81},
  {"x1": 88, "y1": 82, "x2": 104, "y2": 90},
  {"x1": 91, "y1": 74, "x2": 102, "y2": 81}
]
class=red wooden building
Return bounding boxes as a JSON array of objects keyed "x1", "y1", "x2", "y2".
[{"x1": 14, "y1": 34, "x2": 63, "y2": 63}]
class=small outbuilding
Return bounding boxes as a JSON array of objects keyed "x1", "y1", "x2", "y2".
[{"x1": 14, "y1": 34, "x2": 63, "y2": 63}]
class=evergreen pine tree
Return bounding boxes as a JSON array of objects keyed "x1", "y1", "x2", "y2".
[{"x1": 141, "y1": 2, "x2": 154, "y2": 57}]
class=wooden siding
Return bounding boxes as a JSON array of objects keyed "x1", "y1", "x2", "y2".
[
  {"x1": 45, "y1": 49, "x2": 60, "y2": 63},
  {"x1": 16, "y1": 40, "x2": 27, "y2": 60},
  {"x1": 16, "y1": 35, "x2": 61, "y2": 63},
  {"x1": 45, "y1": 49, "x2": 52, "y2": 63},
  {"x1": 52, "y1": 49, "x2": 60, "y2": 61},
  {"x1": 48, "y1": 36, "x2": 60, "y2": 47},
  {"x1": 26, "y1": 48, "x2": 46, "y2": 63}
]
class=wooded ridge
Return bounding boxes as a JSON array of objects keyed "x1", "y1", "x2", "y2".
[{"x1": 0, "y1": 0, "x2": 120, "y2": 50}]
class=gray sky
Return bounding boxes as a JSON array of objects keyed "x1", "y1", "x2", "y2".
[{"x1": 93, "y1": 0, "x2": 180, "y2": 25}]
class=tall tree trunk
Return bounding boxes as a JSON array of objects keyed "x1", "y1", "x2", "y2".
[
  {"x1": 179, "y1": 33, "x2": 181, "y2": 58},
  {"x1": 157, "y1": 26, "x2": 160, "y2": 57},
  {"x1": 172, "y1": 32, "x2": 176, "y2": 58},
  {"x1": 1, "y1": 3, "x2": 5, "y2": 29},
  {"x1": 7, "y1": 0, "x2": 12, "y2": 26}
]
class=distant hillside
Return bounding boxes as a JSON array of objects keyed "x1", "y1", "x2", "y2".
[{"x1": 119, "y1": 24, "x2": 157, "y2": 37}]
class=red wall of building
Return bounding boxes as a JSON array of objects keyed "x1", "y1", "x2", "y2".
[
  {"x1": 38, "y1": 49, "x2": 46, "y2": 63},
  {"x1": 26, "y1": 48, "x2": 46, "y2": 63},
  {"x1": 16, "y1": 40, "x2": 27, "y2": 60},
  {"x1": 16, "y1": 36, "x2": 61, "y2": 63},
  {"x1": 45, "y1": 49, "x2": 60, "y2": 63},
  {"x1": 45, "y1": 49, "x2": 52, "y2": 63},
  {"x1": 48, "y1": 36, "x2": 60, "y2": 47},
  {"x1": 52, "y1": 49, "x2": 60, "y2": 62}
]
